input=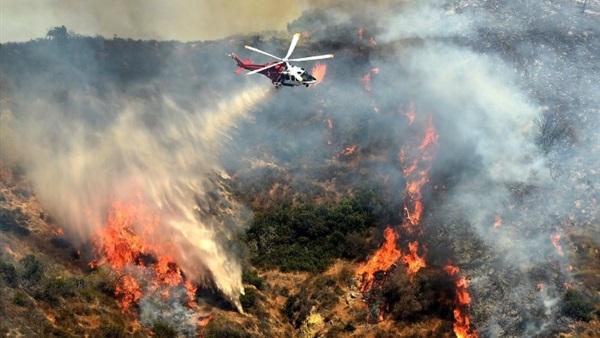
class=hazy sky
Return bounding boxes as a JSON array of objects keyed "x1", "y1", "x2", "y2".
[{"x1": 0, "y1": 0, "x2": 308, "y2": 43}]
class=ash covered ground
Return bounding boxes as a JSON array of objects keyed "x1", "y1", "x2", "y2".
[{"x1": 1, "y1": 1, "x2": 599, "y2": 337}]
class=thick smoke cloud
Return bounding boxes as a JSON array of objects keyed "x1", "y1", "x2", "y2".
[
  {"x1": 370, "y1": 1, "x2": 600, "y2": 337},
  {"x1": 0, "y1": 0, "x2": 307, "y2": 42},
  {"x1": 279, "y1": 0, "x2": 598, "y2": 335}
]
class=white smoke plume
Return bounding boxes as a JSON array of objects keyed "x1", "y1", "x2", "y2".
[{"x1": 1, "y1": 83, "x2": 270, "y2": 309}]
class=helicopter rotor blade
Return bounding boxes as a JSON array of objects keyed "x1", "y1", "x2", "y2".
[
  {"x1": 286, "y1": 63, "x2": 304, "y2": 82},
  {"x1": 288, "y1": 54, "x2": 335, "y2": 62},
  {"x1": 246, "y1": 61, "x2": 284, "y2": 75},
  {"x1": 291, "y1": 71, "x2": 303, "y2": 82},
  {"x1": 244, "y1": 45, "x2": 283, "y2": 61},
  {"x1": 284, "y1": 33, "x2": 301, "y2": 60}
]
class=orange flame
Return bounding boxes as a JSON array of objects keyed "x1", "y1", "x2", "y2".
[
  {"x1": 198, "y1": 314, "x2": 215, "y2": 327},
  {"x1": 551, "y1": 233, "x2": 564, "y2": 256},
  {"x1": 91, "y1": 201, "x2": 197, "y2": 311},
  {"x1": 341, "y1": 145, "x2": 358, "y2": 156},
  {"x1": 361, "y1": 68, "x2": 380, "y2": 92},
  {"x1": 357, "y1": 109, "x2": 439, "y2": 321},
  {"x1": 115, "y1": 275, "x2": 143, "y2": 310},
  {"x1": 402, "y1": 159, "x2": 418, "y2": 177},
  {"x1": 419, "y1": 116, "x2": 439, "y2": 151},
  {"x1": 399, "y1": 116, "x2": 438, "y2": 233},
  {"x1": 493, "y1": 215, "x2": 502, "y2": 228},
  {"x1": 455, "y1": 276, "x2": 472, "y2": 305},
  {"x1": 356, "y1": 227, "x2": 402, "y2": 293},
  {"x1": 443, "y1": 265, "x2": 460, "y2": 275},
  {"x1": 402, "y1": 171, "x2": 429, "y2": 235},
  {"x1": 402, "y1": 241, "x2": 427, "y2": 277},
  {"x1": 311, "y1": 62, "x2": 327, "y2": 85},
  {"x1": 403, "y1": 109, "x2": 416, "y2": 125},
  {"x1": 358, "y1": 27, "x2": 364, "y2": 40},
  {"x1": 325, "y1": 118, "x2": 333, "y2": 129},
  {"x1": 445, "y1": 265, "x2": 478, "y2": 338},
  {"x1": 361, "y1": 72, "x2": 372, "y2": 92}
]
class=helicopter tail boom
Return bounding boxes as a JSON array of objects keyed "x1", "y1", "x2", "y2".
[{"x1": 229, "y1": 53, "x2": 252, "y2": 74}]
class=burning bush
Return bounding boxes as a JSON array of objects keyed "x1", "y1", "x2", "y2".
[{"x1": 378, "y1": 266, "x2": 455, "y2": 324}]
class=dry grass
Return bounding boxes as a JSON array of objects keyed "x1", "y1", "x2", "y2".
[
  {"x1": 0, "y1": 162, "x2": 148, "y2": 337},
  {"x1": 2, "y1": 155, "x2": 599, "y2": 337}
]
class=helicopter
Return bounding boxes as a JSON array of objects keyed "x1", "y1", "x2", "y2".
[{"x1": 229, "y1": 33, "x2": 334, "y2": 88}]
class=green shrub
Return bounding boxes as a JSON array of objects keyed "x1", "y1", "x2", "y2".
[
  {"x1": 203, "y1": 317, "x2": 253, "y2": 338},
  {"x1": 204, "y1": 326, "x2": 245, "y2": 338},
  {"x1": 242, "y1": 268, "x2": 264, "y2": 290},
  {"x1": 246, "y1": 189, "x2": 384, "y2": 273},
  {"x1": 87, "y1": 267, "x2": 117, "y2": 296},
  {"x1": 96, "y1": 322, "x2": 125, "y2": 338},
  {"x1": 12, "y1": 290, "x2": 29, "y2": 306},
  {"x1": 283, "y1": 294, "x2": 302, "y2": 321},
  {"x1": 240, "y1": 287, "x2": 258, "y2": 312},
  {"x1": 0, "y1": 260, "x2": 19, "y2": 287},
  {"x1": 562, "y1": 289, "x2": 595, "y2": 321},
  {"x1": 343, "y1": 323, "x2": 356, "y2": 332},
  {"x1": 151, "y1": 321, "x2": 178, "y2": 338},
  {"x1": 35, "y1": 276, "x2": 78, "y2": 305},
  {"x1": 0, "y1": 207, "x2": 31, "y2": 236},
  {"x1": 20, "y1": 254, "x2": 44, "y2": 282},
  {"x1": 282, "y1": 293, "x2": 314, "y2": 329}
]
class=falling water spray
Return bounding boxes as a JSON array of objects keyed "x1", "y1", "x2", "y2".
[{"x1": 3, "y1": 85, "x2": 272, "y2": 316}]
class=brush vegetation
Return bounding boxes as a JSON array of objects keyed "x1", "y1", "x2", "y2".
[{"x1": 245, "y1": 188, "x2": 386, "y2": 273}]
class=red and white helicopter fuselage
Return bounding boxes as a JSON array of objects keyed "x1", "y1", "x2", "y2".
[{"x1": 230, "y1": 33, "x2": 333, "y2": 88}]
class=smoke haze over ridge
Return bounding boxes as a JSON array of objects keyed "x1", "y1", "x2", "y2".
[{"x1": 0, "y1": 0, "x2": 307, "y2": 43}]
